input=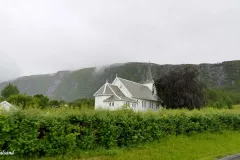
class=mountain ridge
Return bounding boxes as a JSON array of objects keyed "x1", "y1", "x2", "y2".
[{"x1": 0, "y1": 60, "x2": 239, "y2": 102}]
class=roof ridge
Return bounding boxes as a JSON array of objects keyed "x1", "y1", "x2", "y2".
[
  {"x1": 117, "y1": 77, "x2": 157, "y2": 101},
  {"x1": 103, "y1": 83, "x2": 107, "y2": 93},
  {"x1": 118, "y1": 77, "x2": 143, "y2": 85}
]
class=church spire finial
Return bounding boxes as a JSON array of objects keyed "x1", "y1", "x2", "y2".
[
  {"x1": 116, "y1": 73, "x2": 118, "y2": 78},
  {"x1": 106, "y1": 79, "x2": 108, "y2": 83}
]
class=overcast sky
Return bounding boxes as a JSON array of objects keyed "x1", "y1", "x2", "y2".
[{"x1": 0, "y1": 0, "x2": 240, "y2": 81}]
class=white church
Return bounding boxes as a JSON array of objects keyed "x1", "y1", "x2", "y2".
[{"x1": 93, "y1": 65, "x2": 162, "y2": 111}]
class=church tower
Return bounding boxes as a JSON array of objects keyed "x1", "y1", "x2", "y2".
[{"x1": 143, "y1": 62, "x2": 155, "y2": 92}]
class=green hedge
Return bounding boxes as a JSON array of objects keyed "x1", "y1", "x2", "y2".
[{"x1": 1, "y1": 110, "x2": 240, "y2": 156}]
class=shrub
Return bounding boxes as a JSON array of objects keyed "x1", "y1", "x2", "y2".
[
  {"x1": 69, "y1": 98, "x2": 94, "y2": 109},
  {"x1": 7, "y1": 94, "x2": 32, "y2": 109},
  {"x1": 1, "y1": 108, "x2": 240, "y2": 157},
  {"x1": 33, "y1": 94, "x2": 49, "y2": 109},
  {"x1": 226, "y1": 96, "x2": 233, "y2": 109},
  {"x1": 205, "y1": 88, "x2": 240, "y2": 107},
  {"x1": 49, "y1": 100, "x2": 61, "y2": 107}
]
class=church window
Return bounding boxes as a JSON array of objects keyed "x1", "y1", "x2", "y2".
[
  {"x1": 132, "y1": 103, "x2": 136, "y2": 108},
  {"x1": 112, "y1": 102, "x2": 114, "y2": 106},
  {"x1": 109, "y1": 103, "x2": 111, "y2": 106}
]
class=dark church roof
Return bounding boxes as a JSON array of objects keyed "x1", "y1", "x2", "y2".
[{"x1": 117, "y1": 77, "x2": 158, "y2": 101}]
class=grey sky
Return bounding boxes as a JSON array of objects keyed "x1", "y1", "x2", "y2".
[{"x1": 0, "y1": 0, "x2": 240, "y2": 81}]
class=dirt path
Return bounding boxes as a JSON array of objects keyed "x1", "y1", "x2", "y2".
[{"x1": 218, "y1": 154, "x2": 240, "y2": 160}]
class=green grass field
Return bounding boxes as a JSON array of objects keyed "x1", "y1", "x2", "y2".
[
  {"x1": 97, "y1": 131, "x2": 240, "y2": 160},
  {"x1": 37, "y1": 131, "x2": 240, "y2": 160}
]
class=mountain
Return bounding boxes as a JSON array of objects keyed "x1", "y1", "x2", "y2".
[{"x1": 0, "y1": 61, "x2": 239, "y2": 102}]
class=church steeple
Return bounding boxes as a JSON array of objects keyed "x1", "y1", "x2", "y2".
[
  {"x1": 143, "y1": 62, "x2": 155, "y2": 92},
  {"x1": 146, "y1": 62, "x2": 153, "y2": 83}
]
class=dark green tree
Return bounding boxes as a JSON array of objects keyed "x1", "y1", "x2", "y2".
[
  {"x1": 8, "y1": 94, "x2": 32, "y2": 109},
  {"x1": 154, "y1": 66, "x2": 205, "y2": 110},
  {"x1": 49, "y1": 100, "x2": 60, "y2": 107},
  {"x1": 204, "y1": 88, "x2": 237, "y2": 108},
  {"x1": 33, "y1": 94, "x2": 49, "y2": 108},
  {"x1": 226, "y1": 96, "x2": 233, "y2": 109},
  {"x1": 69, "y1": 98, "x2": 94, "y2": 109},
  {"x1": 1, "y1": 83, "x2": 20, "y2": 99}
]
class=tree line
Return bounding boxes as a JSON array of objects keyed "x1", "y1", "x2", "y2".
[{"x1": 0, "y1": 83, "x2": 94, "y2": 109}]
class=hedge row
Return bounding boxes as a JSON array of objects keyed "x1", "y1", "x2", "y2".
[{"x1": 1, "y1": 110, "x2": 240, "y2": 156}]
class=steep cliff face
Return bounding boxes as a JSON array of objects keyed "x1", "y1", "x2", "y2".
[
  {"x1": 199, "y1": 61, "x2": 240, "y2": 89},
  {"x1": 0, "y1": 61, "x2": 239, "y2": 101},
  {"x1": 0, "y1": 71, "x2": 70, "y2": 97}
]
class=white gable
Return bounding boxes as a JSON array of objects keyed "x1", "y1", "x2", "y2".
[
  {"x1": 0, "y1": 101, "x2": 17, "y2": 112},
  {"x1": 112, "y1": 77, "x2": 132, "y2": 98}
]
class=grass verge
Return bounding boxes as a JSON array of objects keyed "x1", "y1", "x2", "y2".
[{"x1": 16, "y1": 131, "x2": 240, "y2": 160}]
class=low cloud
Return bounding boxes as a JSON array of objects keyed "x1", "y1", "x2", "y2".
[
  {"x1": 0, "y1": 55, "x2": 21, "y2": 82},
  {"x1": 0, "y1": 0, "x2": 239, "y2": 78}
]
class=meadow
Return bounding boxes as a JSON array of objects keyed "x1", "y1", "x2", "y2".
[
  {"x1": 1, "y1": 105, "x2": 240, "y2": 160},
  {"x1": 45, "y1": 131, "x2": 240, "y2": 160}
]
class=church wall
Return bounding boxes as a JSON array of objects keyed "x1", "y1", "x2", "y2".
[
  {"x1": 130, "y1": 98, "x2": 161, "y2": 112},
  {"x1": 95, "y1": 95, "x2": 161, "y2": 111},
  {"x1": 107, "y1": 101, "x2": 125, "y2": 110},
  {"x1": 95, "y1": 96, "x2": 125, "y2": 110},
  {"x1": 95, "y1": 95, "x2": 111, "y2": 109}
]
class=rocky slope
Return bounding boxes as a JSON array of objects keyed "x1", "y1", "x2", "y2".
[{"x1": 0, "y1": 61, "x2": 239, "y2": 102}]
